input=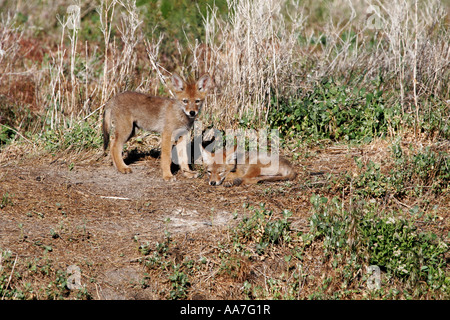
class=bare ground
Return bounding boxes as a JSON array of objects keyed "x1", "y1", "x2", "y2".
[{"x1": 1, "y1": 140, "x2": 448, "y2": 299}]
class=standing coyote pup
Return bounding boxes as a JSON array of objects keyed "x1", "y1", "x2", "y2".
[
  {"x1": 103, "y1": 73, "x2": 213, "y2": 181},
  {"x1": 201, "y1": 146, "x2": 296, "y2": 186}
]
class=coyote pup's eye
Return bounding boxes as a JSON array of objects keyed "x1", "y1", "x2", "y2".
[
  {"x1": 182, "y1": 99, "x2": 189, "y2": 104},
  {"x1": 195, "y1": 99, "x2": 201, "y2": 104}
]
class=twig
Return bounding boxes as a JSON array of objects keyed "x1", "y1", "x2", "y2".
[
  {"x1": 100, "y1": 196, "x2": 132, "y2": 200},
  {"x1": 80, "y1": 101, "x2": 104, "y2": 123},
  {"x1": 0, "y1": 124, "x2": 36, "y2": 146},
  {"x1": 145, "y1": 38, "x2": 174, "y2": 98},
  {"x1": 2, "y1": 253, "x2": 18, "y2": 300}
]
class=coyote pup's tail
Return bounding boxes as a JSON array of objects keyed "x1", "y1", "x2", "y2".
[{"x1": 102, "y1": 107, "x2": 111, "y2": 152}]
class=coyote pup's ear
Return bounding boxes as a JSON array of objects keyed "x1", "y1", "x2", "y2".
[
  {"x1": 196, "y1": 74, "x2": 214, "y2": 92},
  {"x1": 171, "y1": 73, "x2": 185, "y2": 92},
  {"x1": 200, "y1": 146, "x2": 214, "y2": 165}
]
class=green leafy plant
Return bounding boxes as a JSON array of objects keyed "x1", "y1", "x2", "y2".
[
  {"x1": 1, "y1": 192, "x2": 13, "y2": 209},
  {"x1": 308, "y1": 195, "x2": 449, "y2": 293},
  {"x1": 139, "y1": 232, "x2": 195, "y2": 300},
  {"x1": 231, "y1": 203, "x2": 292, "y2": 255},
  {"x1": 269, "y1": 78, "x2": 393, "y2": 142},
  {"x1": 140, "y1": 232, "x2": 172, "y2": 271},
  {"x1": 136, "y1": 0, "x2": 228, "y2": 56},
  {"x1": 360, "y1": 214, "x2": 448, "y2": 286},
  {"x1": 38, "y1": 118, "x2": 102, "y2": 153},
  {"x1": 0, "y1": 125, "x2": 16, "y2": 147},
  {"x1": 168, "y1": 265, "x2": 190, "y2": 300},
  {"x1": 337, "y1": 144, "x2": 449, "y2": 198}
]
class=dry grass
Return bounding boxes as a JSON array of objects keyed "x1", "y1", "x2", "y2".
[
  {"x1": 193, "y1": 0, "x2": 306, "y2": 127},
  {"x1": 0, "y1": 0, "x2": 448, "y2": 132}
]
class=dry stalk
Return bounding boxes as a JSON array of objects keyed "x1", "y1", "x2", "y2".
[
  {"x1": 145, "y1": 33, "x2": 174, "y2": 97},
  {"x1": 188, "y1": 0, "x2": 305, "y2": 128},
  {"x1": 98, "y1": 0, "x2": 118, "y2": 105},
  {"x1": 0, "y1": 13, "x2": 24, "y2": 83}
]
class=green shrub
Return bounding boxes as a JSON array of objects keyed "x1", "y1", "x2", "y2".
[
  {"x1": 168, "y1": 265, "x2": 190, "y2": 300},
  {"x1": 360, "y1": 214, "x2": 448, "y2": 285},
  {"x1": 231, "y1": 203, "x2": 292, "y2": 255},
  {"x1": 269, "y1": 78, "x2": 392, "y2": 142},
  {"x1": 309, "y1": 195, "x2": 354, "y2": 256},
  {"x1": 139, "y1": 232, "x2": 194, "y2": 300},
  {"x1": 37, "y1": 119, "x2": 102, "y2": 153},
  {"x1": 309, "y1": 195, "x2": 449, "y2": 291},
  {"x1": 337, "y1": 144, "x2": 449, "y2": 198},
  {"x1": 0, "y1": 125, "x2": 16, "y2": 147},
  {"x1": 137, "y1": 0, "x2": 228, "y2": 54}
]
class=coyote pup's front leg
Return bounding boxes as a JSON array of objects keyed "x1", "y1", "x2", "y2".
[
  {"x1": 161, "y1": 131, "x2": 175, "y2": 181},
  {"x1": 176, "y1": 135, "x2": 198, "y2": 179}
]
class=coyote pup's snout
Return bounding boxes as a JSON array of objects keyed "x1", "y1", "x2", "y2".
[{"x1": 102, "y1": 73, "x2": 213, "y2": 181}]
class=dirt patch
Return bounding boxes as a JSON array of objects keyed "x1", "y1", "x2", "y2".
[
  {"x1": 4, "y1": 141, "x2": 445, "y2": 300},
  {"x1": 0, "y1": 150, "x2": 320, "y2": 299}
]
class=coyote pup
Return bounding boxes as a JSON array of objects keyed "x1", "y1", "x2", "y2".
[
  {"x1": 103, "y1": 73, "x2": 213, "y2": 181},
  {"x1": 201, "y1": 146, "x2": 296, "y2": 186}
]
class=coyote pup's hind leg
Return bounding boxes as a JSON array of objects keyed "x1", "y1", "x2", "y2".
[{"x1": 110, "y1": 117, "x2": 134, "y2": 174}]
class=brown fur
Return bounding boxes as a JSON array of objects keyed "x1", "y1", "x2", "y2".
[
  {"x1": 201, "y1": 146, "x2": 296, "y2": 187},
  {"x1": 103, "y1": 73, "x2": 213, "y2": 181}
]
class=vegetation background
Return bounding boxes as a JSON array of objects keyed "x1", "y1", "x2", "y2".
[{"x1": 0, "y1": 0, "x2": 449, "y2": 300}]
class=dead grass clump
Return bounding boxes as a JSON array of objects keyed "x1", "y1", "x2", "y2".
[
  {"x1": 310, "y1": 0, "x2": 449, "y2": 116},
  {"x1": 184, "y1": 0, "x2": 306, "y2": 128}
]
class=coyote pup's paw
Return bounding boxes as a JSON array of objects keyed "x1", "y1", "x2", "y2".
[
  {"x1": 233, "y1": 178, "x2": 243, "y2": 186},
  {"x1": 163, "y1": 174, "x2": 176, "y2": 182},
  {"x1": 118, "y1": 166, "x2": 133, "y2": 174},
  {"x1": 182, "y1": 170, "x2": 199, "y2": 179},
  {"x1": 223, "y1": 180, "x2": 234, "y2": 188},
  {"x1": 223, "y1": 178, "x2": 242, "y2": 187}
]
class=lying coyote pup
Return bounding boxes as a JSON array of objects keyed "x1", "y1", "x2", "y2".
[
  {"x1": 201, "y1": 146, "x2": 296, "y2": 186},
  {"x1": 103, "y1": 73, "x2": 213, "y2": 181}
]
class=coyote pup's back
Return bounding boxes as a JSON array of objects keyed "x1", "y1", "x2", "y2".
[{"x1": 102, "y1": 93, "x2": 173, "y2": 150}]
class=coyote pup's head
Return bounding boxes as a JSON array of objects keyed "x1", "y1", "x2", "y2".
[
  {"x1": 172, "y1": 73, "x2": 213, "y2": 119},
  {"x1": 201, "y1": 146, "x2": 237, "y2": 186}
]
